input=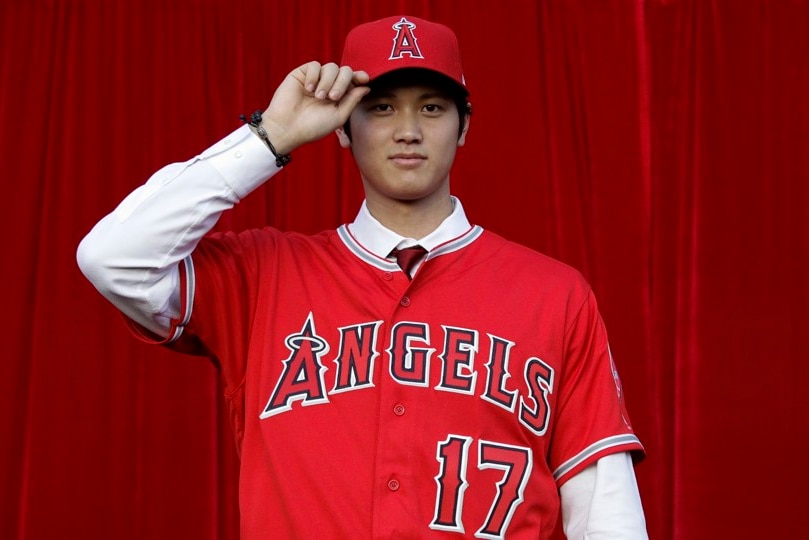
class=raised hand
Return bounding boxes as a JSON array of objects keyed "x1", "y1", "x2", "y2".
[{"x1": 258, "y1": 61, "x2": 370, "y2": 156}]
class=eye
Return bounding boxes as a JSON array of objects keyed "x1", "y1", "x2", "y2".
[
  {"x1": 422, "y1": 103, "x2": 446, "y2": 115},
  {"x1": 371, "y1": 103, "x2": 393, "y2": 113}
]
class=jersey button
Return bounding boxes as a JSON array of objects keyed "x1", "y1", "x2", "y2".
[
  {"x1": 393, "y1": 404, "x2": 405, "y2": 416},
  {"x1": 387, "y1": 479, "x2": 400, "y2": 491},
  {"x1": 381, "y1": 271, "x2": 393, "y2": 281},
  {"x1": 400, "y1": 296, "x2": 411, "y2": 307}
]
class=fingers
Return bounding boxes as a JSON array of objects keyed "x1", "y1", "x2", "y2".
[
  {"x1": 271, "y1": 62, "x2": 370, "y2": 148},
  {"x1": 300, "y1": 62, "x2": 369, "y2": 102},
  {"x1": 312, "y1": 63, "x2": 340, "y2": 99},
  {"x1": 352, "y1": 70, "x2": 370, "y2": 86},
  {"x1": 301, "y1": 61, "x2": 323, "y2": 94},
  {"x1": 328, "y1": 65, "x2": 357, "y2": 99}
]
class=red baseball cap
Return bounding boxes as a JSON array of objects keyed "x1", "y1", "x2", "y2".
[{"x1": 341, "y1": 15, "x2": 468, "y2": 95}]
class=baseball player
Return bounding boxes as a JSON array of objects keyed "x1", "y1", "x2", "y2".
[{"x1": 78, "y1": 15, "x2": 647, "y2": 539}]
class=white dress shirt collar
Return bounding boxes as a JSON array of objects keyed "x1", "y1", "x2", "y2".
[{"x1": 348, "y1": 196, "x2": 472, "y2": 258}]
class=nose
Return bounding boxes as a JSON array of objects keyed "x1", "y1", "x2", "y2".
[{"x1": 393, "y1": 110, "x2": 423, "y2": 144}]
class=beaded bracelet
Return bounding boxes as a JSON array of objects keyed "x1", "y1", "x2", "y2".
[{"x1": 239, "y1": 110, "x2": 292, "y2": 168}]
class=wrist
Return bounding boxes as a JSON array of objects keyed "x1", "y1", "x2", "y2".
[
  {"x1": 258, "y1": 114, "x2": 297, "y2": 156},
  {"x1": 240, "y1": 110, "x2": 292, "y2": 168}
]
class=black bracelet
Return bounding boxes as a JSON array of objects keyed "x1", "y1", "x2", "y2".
[{"x1": 239, "y1": 110, "x2": 291, "y2": 168}]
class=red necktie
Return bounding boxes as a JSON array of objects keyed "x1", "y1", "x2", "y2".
[{"x1": 391, "y1": 245, "x2": 427, "y2": 279}]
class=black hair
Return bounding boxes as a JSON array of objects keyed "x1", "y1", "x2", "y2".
[{"x1": 342, "y1": 68, "x2": 471, "y2": 141}]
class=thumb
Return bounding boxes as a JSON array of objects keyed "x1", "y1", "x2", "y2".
[{"x1": 335, "y1": 86, "x2": 371, "y2": 123}]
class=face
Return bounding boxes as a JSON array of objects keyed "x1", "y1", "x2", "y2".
[{"x1": 336, "y1": 81, "x2": 469, "y2": 210}]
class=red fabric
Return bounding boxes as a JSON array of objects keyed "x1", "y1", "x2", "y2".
[
  {"x1": 341, "y1": 15, "x2": 467, "y2": 90},
  {"x1": 3, "y1": 0, "x2": 807, "y2": 539},
  {"x1": 177, "y1": 225, "x2": 641, "y2": 538}
]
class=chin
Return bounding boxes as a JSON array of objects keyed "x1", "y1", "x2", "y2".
[{"x1": 390, "y1": 186, "x2": 449, "y2": 205}]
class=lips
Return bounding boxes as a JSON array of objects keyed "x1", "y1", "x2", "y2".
[{"x1": 389, "y1": 153, "x2": 426, "y2": 167}]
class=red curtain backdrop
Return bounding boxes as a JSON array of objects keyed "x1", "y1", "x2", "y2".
[{"x1": 2, "y1": 0, "x2": 807, "y2": 538}]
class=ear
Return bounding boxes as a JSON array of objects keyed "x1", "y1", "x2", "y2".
[
  {"x1": 335, "y1": 128, "x2": 352, "y2": 148},
  {"x1": 457, "y1": 113, "x2": 471, "y2": 147}
]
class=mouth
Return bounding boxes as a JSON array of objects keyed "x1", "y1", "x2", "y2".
[{"x1": 389, "y1": 153, "x2": 427, "y2": 167}]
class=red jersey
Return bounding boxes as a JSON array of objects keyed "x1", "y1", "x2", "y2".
[{"x1": 163, "y1": 223, "x2": 643, "y2": 539}]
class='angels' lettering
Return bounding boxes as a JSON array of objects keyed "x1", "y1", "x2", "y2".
[{"x1": 260, "y1": 313, "x2": 554, "y2": 436}]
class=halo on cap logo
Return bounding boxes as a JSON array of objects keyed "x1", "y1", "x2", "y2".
[{"x1": 389, "y1": 17, "x2": 424, "y2": 60}]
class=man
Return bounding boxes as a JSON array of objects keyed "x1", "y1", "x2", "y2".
[{"x1": 78, "y1": 15, "x2": 647, "y2": 539}]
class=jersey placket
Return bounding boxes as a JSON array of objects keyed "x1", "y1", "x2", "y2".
[{"x1": 371, "y1": 271, "x2": 428, "y2": 537}]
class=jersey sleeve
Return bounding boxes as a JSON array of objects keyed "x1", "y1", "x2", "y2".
[
  {"x1": 169, "y1": 229, "x2": 279, "y2": 451},
  {"x1": 119, "y1": 229, "x2": 264, "y2": 366},
  {"x1": 179, "y1": 230, "x2": 277, "y2": 379},
  {"x1": 549, "y1": 289, "x2": 645, "y2": 486}
]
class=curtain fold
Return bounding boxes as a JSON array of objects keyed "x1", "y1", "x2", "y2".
[{"x1": 2, "y1": 1, "x2": 806, "y2": 538}]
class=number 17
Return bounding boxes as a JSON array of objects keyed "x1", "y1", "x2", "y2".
[{"x1": 430, "y1": 435, "x2": 533, "y2": 539}]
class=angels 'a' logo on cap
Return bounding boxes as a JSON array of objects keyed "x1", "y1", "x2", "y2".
[{"x1": 389, "y1": 17, "x2": 424, "y2": 60}]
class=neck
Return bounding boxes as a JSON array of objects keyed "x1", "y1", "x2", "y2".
[{"x1": 365, "y1": 193, "x2": 453, "y2": 239}]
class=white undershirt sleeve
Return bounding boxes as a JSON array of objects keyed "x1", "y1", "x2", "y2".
[
  {"x1": 77, "y1": 125, "x2": 281, "y2": 338},
  {"x1": 560, "y1": 452, "x2": 648, "y2": 539}
]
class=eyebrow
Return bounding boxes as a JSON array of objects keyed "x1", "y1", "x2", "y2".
[{"x1": 365, "y1": 89, "x2": 452, "y2": 101}]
